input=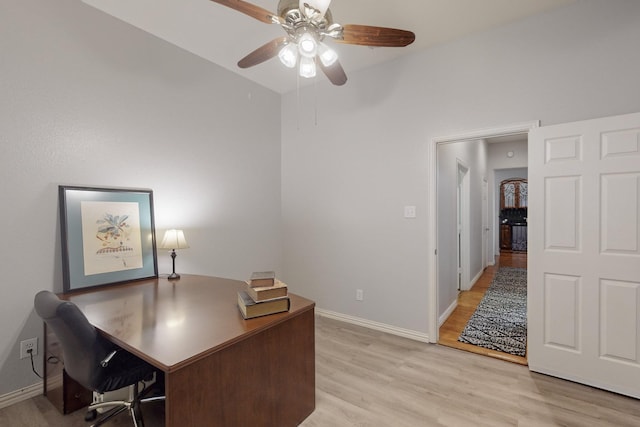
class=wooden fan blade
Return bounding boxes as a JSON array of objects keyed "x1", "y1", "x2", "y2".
[
  {"x1": 317, "y1": 58, "x2": 347, "y2": 86},
  {"x1": 238, "y1": 37, "x2": 288, "y2": 69},
  {"x1": 210, "y1": 0, "x2": 279, "y2": 24},
  {"x1": 335, "y1": 24, "x2": 415, "y2": 47}
]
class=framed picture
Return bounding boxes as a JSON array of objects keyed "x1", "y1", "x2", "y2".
[{"x1": 59, "y1": 185, "x2": 158, "y2": 292}]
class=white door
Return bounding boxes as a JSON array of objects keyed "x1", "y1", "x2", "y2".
[{"x1": 528, "y1": 112, "x2": 640, "y2": 398}]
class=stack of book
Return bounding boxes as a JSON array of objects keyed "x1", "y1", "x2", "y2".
[{"x1": 237, "y1": 271, "x2": 290, "y2": 319}]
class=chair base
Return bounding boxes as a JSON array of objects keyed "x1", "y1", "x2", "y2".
[
  {"x1": 86, "y1": 383, "x2": 165, "y2": 427},
  {"x1": 86, "y1": 400, "x2": 131, "y2": 427}
]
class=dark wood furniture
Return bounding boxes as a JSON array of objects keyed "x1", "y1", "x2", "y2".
[
  {"x1": 500, "y1": 224, "x2": 512, "y2": 251},
  {"x1": 499, "y1": 178, "x2": 528, "y2": 252},
  {"x1": 43, "y1": 275, "x2": 316, "y2": 426},
  {"x1": 499, "y1": 178, "x2": 528, "y2": 210}
]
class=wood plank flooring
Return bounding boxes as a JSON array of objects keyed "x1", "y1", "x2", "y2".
[
  {"x1": 305, "y1": 317, "x2": 640, "y2": 426},
  {"x1": 439, "y1": 252, "x2": 528, "y2": 365},
  {"x1": 5, "y1": 298, "x2": 640, "y2": 426}
]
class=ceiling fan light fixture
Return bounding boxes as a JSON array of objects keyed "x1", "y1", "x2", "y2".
[
  {"x1": 318, "y1": 42, "x2": 338, "y2": 66},
  {"x1": 210, "y1": 0, "x2": 415, "y2": 87},
  {"x1": 299, "y1": 56, "x2": 316, "y2": 78},
  {"x1": 278, "y1": 43, "x2": 298, "y2": 68}
]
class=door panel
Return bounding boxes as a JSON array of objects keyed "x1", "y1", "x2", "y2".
[
  {"x1": 600, "y1": 279, "x2": 640, "y2": 363},
  {"x1": 544, "y1": 176, "x2": 580, "y2": 250},
  {"x1": 529, "y1": 111, "x2": 640, "y2": 398},
  {"x1": 543, "y1": 273, "x2": 580, "y2": 351},
  {"x1": 601, "y1": 173, "x2": 639, "y2": 254}
]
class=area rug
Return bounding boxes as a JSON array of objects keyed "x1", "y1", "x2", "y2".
[{"x1": 458, "y1": 267, "x2": 527, "y2": 357}]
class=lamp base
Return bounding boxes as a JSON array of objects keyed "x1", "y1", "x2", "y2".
[{"x1": 167, "y1": 249, "x2": 180, "y2": 280}]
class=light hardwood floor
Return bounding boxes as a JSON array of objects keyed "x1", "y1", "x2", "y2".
[
  {"x1": 439, "y1": 252, "x2": 528, "y2": 365},
  {"x1": 3, "y1": 311, "x2": 640, "y2": 426}
]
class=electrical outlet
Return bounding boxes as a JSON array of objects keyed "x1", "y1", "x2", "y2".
[
  {"x1": 20, "y1": 338, "x2": 38, "y2": 359},
  {"x1": 356, "y1": 289, "x2": 364, "y2": 301}
]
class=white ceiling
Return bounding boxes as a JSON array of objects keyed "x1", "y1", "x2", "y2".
[{"x1": 82, "y1": 0, "x2": 575, "y2": 94}]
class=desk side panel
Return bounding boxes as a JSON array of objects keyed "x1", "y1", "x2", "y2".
[{"x1": 166, "y1": 308, "x2": 315, "y2": 427}]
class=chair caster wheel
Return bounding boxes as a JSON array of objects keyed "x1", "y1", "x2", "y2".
[{"x1": 85, "y1": 409, "x2": 97, "y2": 421}]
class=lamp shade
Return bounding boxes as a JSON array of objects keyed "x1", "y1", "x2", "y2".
[
  {"x1": 278, "y1": 43, "x2": 298, "y2": 68},
  {"x1": 298, "y1": 32, "x2": 317, "y2": 58},
  {"x1": 318, "y1": 42, "x2": 338, "y2": 66},
  {"x1": 159, "y1": 229, "x2": 189, "y2": 250},
  {"x1": 301, "y1": 0, "x2": 331, "y2": 17},
  {"x1": 299, "y1": 56, "x2": 316, "y2": 78}
]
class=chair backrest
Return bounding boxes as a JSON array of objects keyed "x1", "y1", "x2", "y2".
[{"x1": 34, "y1": 290, "x2": 114, "y2": 391}]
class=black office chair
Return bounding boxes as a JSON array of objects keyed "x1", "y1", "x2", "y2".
[{"x1": 34, "y1": 290, "x2": 164, "y2": 427}]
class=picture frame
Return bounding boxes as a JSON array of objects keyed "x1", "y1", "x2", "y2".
[{"x1": 59, "y1": 185, "x2": 158, "y2": 293}]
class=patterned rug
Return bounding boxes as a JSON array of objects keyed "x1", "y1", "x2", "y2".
[{"x1": 458, "y1": 267, "x2": 527, "y2": 357}]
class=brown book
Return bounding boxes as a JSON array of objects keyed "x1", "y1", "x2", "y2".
[
  {"x1": 249, "y1": 271, "x2": 276, "y2": 287},
  {"x1": 237, "y1": 291, "x2": 290, "y2": 319},
  {"x1": 245, "y1": 280, "x2": 288, "y2": 302}
]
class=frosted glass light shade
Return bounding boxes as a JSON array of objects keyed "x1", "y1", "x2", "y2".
[
  {"x1": 159, "y1": 229, "x2": 189, "y2": 250},
  {"x1": 278, "y1": 43, "x2": 298, "y2": 68},
  {"x1": 318, "y1": 42, "x2": 338, "y2": 66},
  {"x1": 300, "y1": 0, "x2": 331, "y2": 17},
  {"x1": 298, "y1": 32, "x2": 317, "y2": 58},
  {"x1": 299, "y1": 56, "x2": 316, "y2": 78}
]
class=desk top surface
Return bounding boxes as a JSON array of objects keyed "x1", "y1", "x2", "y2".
[{"x1": 62, "y1": 275, "x2": 315, "y2": 372}]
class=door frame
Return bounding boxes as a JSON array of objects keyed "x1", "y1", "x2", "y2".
[
  {"x1": 482, "y1": 178, "x2": 489, "y2": 270},
  {"x1": 427, "y1": 120, "x2": 539, "y2": 342},
  {"x1": 456, "y1": 159, "x2": 470, "y2": 291}
]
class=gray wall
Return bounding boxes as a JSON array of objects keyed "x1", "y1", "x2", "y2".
[
  {"x1": 437, "y1": 140, "x2": 488, "y2": 316},
  {"x1": 281, "y1": 0, "x2": 640, "y2": 334},
  {"x1": 0, "y1": 0, "x2": 282, "y2": 395}
]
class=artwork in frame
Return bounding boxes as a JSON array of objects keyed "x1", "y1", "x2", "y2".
[{"x1": 59, "y1": 185, "x2": 158, "y2": 293}]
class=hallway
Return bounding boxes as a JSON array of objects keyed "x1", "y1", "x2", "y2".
[{"x1": 439, "y1": 252, "x2": 527, "y2": 365}]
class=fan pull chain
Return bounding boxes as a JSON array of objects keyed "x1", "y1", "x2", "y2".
[
  {"x1": 314, "y1": 76, "x2": 318, "y2": 127},
  {"x1": 296, "y1": 71, "x2": 301, "y2": 131}
]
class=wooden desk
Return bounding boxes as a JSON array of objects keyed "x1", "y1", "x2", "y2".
[{"x1": 45, "y1": 275, "x2": 316, "y2": 426}]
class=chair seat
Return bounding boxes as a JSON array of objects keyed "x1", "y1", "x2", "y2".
[{"x1": 95, "y1": 350, "x2": 157, "y2": 393}]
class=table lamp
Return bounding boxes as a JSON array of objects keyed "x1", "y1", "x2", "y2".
[{"x1": 159, "y1": 229, "x2": 189, "y2": 280}]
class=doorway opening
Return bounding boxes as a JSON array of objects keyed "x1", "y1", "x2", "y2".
[
  {"x1": 428, "y1": 121, "x2": 538, "y2": 364},
  {"x1": 498, "y1": 177, "x2": 528, "y2": 253}
]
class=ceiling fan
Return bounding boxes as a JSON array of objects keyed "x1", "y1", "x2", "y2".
[{"x1": 210, "y1": 0, "x2": 416, "y2": 86}]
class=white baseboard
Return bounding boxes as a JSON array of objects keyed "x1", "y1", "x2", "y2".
[
  {"x1": 316, "y1": 309, "x2": 430, "y2": 343},
  {"x1": 439, "y1": 299, "x2": 458, "y2": 327},
  {"x1": 472, "y1": 268, "x2": 483, "y2": 286},
  {"x1": 0, "y1": 382, "x2": 42, "y2": 409},
  {"x1": 462, "y1": 269, "x2": 484, "y2": 291}
]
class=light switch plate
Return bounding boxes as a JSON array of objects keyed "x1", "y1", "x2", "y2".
[{"x1": 404, "y1": 205, "x2": 416, "y2": 218}]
